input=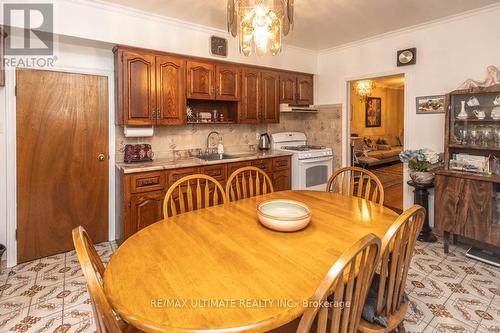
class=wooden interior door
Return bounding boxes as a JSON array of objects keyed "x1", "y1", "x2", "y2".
[
  {"x1": 215, "y1": 64, "x2": 240, "y2": 101},
  {"x1": 279, "y1": 74, "x2": 296, "y2": 104},
  {"x1": 261, "y1": 70, "x2": 280, "y2": 124},
  {"x1": 16, "y1": 69, "x2": 108, "y2": 263},
  {"x1": 156, "y1": 55, "x2": 186, "y2": 125},
  {"x1": 186, "y1": 61, "x2": 214, "y2": 99},
  {"x1": 296, "y1": 74, "x2": 314, "y2": 105},
  {"x1": 240, "y1": 68, "x2": 260, "y2": 124},
  {"x1": 121, "y1": 50, "x2": 156, "y2": 125}
]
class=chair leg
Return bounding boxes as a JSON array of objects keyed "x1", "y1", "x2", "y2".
[{"x1": 397, "y1": 322, "x2": 406, "y2": 333}]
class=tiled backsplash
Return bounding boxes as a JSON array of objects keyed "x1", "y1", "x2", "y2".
[{"x1": 116, "y1": 104, "x2": 343, "y2": 168}]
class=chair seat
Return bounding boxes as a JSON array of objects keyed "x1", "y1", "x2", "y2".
[{"x1": 358, "y1": 302, "x2": 409, "y2": 333}]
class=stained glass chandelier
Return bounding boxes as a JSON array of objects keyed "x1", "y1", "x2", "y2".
[{"x1": 227, "y1": 0, "x2": 294, "y2": 56}]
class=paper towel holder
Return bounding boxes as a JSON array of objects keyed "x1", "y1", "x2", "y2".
[{"x1": 124, "y1": 126, "x2": 154, "y2": 138}]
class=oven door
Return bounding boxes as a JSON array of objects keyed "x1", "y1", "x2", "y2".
[{"x1": 297, "y1": 156, "x2": 333, "y2": 191}]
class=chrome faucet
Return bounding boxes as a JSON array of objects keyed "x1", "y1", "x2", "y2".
[{"x1": 206, "y1": 131, "x2": 222, "y2": 154}]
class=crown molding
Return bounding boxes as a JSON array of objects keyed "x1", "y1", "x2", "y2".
[
  {"x1": 65, "y1": 0, "x2": 317, "y2": 56},
  {"x1": 318, "y1": 2, "x2": 500, "y2": 56}
]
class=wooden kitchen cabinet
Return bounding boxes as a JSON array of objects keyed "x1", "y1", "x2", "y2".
[
  {"x1": 128, "y1": 190, "x2": 165, "y2": 239},
  {"x1": 156, "y1": 55, "x2": 186, "y2": 125},
  {"x1": 273, "y1": 169, "x2": 291, "y2": 192},
  {"x1": 216, "y1": 64, "x2": 240, "y2": 101},
  {"x1": 261, "y1": 70, "x2": 280, "y2": 124},
  {"x1": 187, "y1": 60, "x2": 215, "y2": 100},
  {"x1": 296, "y1": 74, "x2": 314, "y2": 105},
  {"x1": 119, "y1": 155, "x2": 291, "y2": 240},
  {"x1": 239, "y1": 67, "x2": 260, "y2": 124},
  {"x1": 279, "y1": 73, "x2": 314, "y2": 106},
  {"x1": 115, "y1": 49, "x2": 156, "y2": 125},
  {"x1": 115, "y1": 48, "x2": 186, "y2": 125}
]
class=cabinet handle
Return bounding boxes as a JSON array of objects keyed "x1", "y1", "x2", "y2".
[
  {"x1": 151, "y1": 109, "x2": 156, "y2": 119},
  {"x1": 156, "y1": 108, "x2": 160, "y2": 120}
]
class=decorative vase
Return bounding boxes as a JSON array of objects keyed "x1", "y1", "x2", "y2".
[
  {"x1": 410, "y1": 171, "x2": 435, "y2": 185},
  {"x1": 457, "y1": 101, "x2": 468, "y2": 120}
]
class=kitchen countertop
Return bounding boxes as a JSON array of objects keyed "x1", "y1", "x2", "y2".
[{"x1": 116, "y1": 150, "x2": 293, "y2": 174}]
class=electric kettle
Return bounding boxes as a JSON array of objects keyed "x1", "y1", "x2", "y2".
[{"x1": 258, "y1": 133, "x2": 271, "y2": 150}]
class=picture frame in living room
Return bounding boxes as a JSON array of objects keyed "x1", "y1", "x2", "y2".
[
  {"x1": 416, "y1": 95, "x2": 445, "y2": 114},
  {"x1": 365, "y1": 97, "x2": 382, "y2": 127}
]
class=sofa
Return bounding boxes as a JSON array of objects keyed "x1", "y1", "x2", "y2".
[{"x1": 351, "y1": 135, "x2": 403, "y2": 168}]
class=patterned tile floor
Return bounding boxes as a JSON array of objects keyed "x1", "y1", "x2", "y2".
[{"x1": 0, "y1": 238, "x2": 498, "y2": 333}]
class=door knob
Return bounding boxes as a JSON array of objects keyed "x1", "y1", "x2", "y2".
[{"x1": 97, "y1": 154, "x2": 106, "y2": 161}]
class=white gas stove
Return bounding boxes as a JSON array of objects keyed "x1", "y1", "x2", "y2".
[{"x1": 271, "y1": 132, "x2": 333, "y2": 191}]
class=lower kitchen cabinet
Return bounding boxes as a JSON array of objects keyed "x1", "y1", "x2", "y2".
[
  {"x1": 273, "y1": 169, "x2": 291, "y2": 192},
  {"x1": 119, "y1": 155, "x2": 291, "y2": 240},
  {"x1": 128, "y1": 190, "x2": 165, "y2": 239}
]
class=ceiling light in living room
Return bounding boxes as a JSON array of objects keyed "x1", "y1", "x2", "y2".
[
  {"x1": 355, "y1": 80, "x2": 376, "y2": 102},
  {"x1": 227, "y1": 0, "x2": 294, "y2": 56}
]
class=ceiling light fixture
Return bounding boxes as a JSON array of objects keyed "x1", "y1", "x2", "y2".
[
  {"x1": 355, "y1": 81, "x2": 376, "y2": 103},
  {"x1": 227, "y1": 0, "x2": 294, "y2": 56}
]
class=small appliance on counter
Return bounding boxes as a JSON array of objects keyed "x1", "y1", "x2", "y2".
[
  {"x1": 124, "y1": 144, "x2": 154, "y2": 163},
  {"x1": 258, "y1": 133, "x2": 271, "y2": 150}
]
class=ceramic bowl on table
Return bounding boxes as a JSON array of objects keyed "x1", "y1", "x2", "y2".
[{"x1": 257, "y1": 199, "x2": 311, "y2": 232}]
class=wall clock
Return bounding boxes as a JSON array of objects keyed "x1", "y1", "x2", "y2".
[
  {"x1": 210, "y1": 36, "x2": 228, "y2": 57},
  {"x1": 397, "y1": 48, "x2": 417, "y2": 66}
]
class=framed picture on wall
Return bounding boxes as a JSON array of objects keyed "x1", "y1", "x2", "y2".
[
  {"x1": 416, "y1": 95, "x2": 445, "y2": 114},
  {"x1": 366, "y1": 97, "x2": 382, "y2": 127}
]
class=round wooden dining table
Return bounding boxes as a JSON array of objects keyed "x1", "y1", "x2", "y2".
[{"x1": 104, "y1": 190, "x2": 398, "y2": 333}]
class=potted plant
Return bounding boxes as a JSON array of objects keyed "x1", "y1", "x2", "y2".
[{"x1": 399, "y1": 149, "x2": 442, "y2": 184}]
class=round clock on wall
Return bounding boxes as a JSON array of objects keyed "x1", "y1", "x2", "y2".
[{"x1": 397, "y1": 48, "x2": 417, "y2": 66}]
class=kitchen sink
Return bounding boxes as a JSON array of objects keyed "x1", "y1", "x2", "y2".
[{"x1": 198, "y1": 153, "x2": 254, "y2": 161}]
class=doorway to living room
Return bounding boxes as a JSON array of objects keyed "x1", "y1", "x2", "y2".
[{"x1": 349, "y1": 74, "x2": 405, "y2": 212}]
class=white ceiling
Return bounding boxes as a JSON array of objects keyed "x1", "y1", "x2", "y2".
[{"x1": 100, "y1": 0, "x2": 500, "y2": 50}]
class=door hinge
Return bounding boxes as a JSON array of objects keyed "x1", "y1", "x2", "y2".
[
  {"x1": 14, "y1": 86, "x2": 17, "y2": 96},
  {"x1": 15, "y1": 229, "x2": 17, "y2": 240},
  {"x1": 128, "y1": 201, "x2": 131, "y2": 208}
]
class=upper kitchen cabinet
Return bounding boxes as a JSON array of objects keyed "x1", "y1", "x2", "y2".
[
  {"x1": 297, "y1": 74, "x2": 314, "y2": 105},
  {"x1": 215, "y1": 64, "x2": 240, "y2": 101},
  {"x1": 115, "y1": 48, "x2": 156, "y2": 125},
  {"x1": 187, "y1": 61, "x2": 215, "y2": 100},
  {"x1": 114, "y1": 47, "x2": 186, "y2": 125},
  {"x1": 239, "y1": 67, "x2": 260, "y2": 124},
  {"x1": 187, "y1": 61, "x2": 240, "y2": 101},
  {"x1": 156, "y1": 55, "x2": 186, "y2": 125},
  {"x1": 261, "y1": 70, "x2": 280, "y2": 123},
  {"x1": 279, "y1": 73, "x2": 314, "y2": 106}
]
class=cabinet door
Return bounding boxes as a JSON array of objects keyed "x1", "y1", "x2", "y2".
[
  {"x1": 186, "y1": 61, "x2": 215, "y2": 99},
  {"x1": 128, "y1": 191, "x2": 165, "y2": 239},
  {"x1": 461, "y1": 179, "x2": 493, "y2": 243},
  {"x1": 434, "y1": 175, "x2": 464, "y2": 235},
  {"x1": 261, "y1": 70, "x2": 280, "y2": 124},
  {"x1": 273, "y1": 169, "x2": 291, "y2": 192},
  {"x1": 216, "y1": 64, "x2": 240, "y2": 101},
  {"x1": 120, "y1": 50, "x2": 156, "y2": 125},
  {"x1": 239, "y1": 68, "x2": 260, "y2": 124},
  {"x1": 296, "y1": 74, "x2": 314, "y2": 105},
  {"x1": 156, "y1": 55, "x2": 186, "y2": 125},
  {"x1": 279, "y1": 74, "x2": 296, "y2": 104}
]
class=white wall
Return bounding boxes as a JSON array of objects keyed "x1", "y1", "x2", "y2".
[{"x1": 315, "y1": 5, "x2": 500, "y2": 221}]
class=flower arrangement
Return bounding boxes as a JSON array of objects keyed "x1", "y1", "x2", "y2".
[{"x1": 399, "y1": 149, "x2": 442, "y2": 184}]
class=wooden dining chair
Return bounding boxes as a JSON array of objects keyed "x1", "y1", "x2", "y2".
[
  {"x1": 226, "y1": 166, "x2": 274, "y2": 202},
  {"x1": 358, "y1": 205, "x2": 425, "y2": 333},
  {"x1": 163, "y1": 174, "x2": 226, "y2": 218},
  {"x1": 296, "y1": 233, "x2": 381, "y2": 333},
  {"x1": 72, "y1": 226, "x2": 141, "y2": 333},
  {"x1": 326, "y1": 166, "x2": 385, "y2": 205}
]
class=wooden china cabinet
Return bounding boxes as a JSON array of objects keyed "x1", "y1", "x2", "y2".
[{"x1": 434, "y1": 84, "x2": 500, "y2": 253}]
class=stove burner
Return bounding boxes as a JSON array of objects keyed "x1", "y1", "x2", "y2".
[{"x1": 281, "y1": 145, "x2": 327, "y2": 151}]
